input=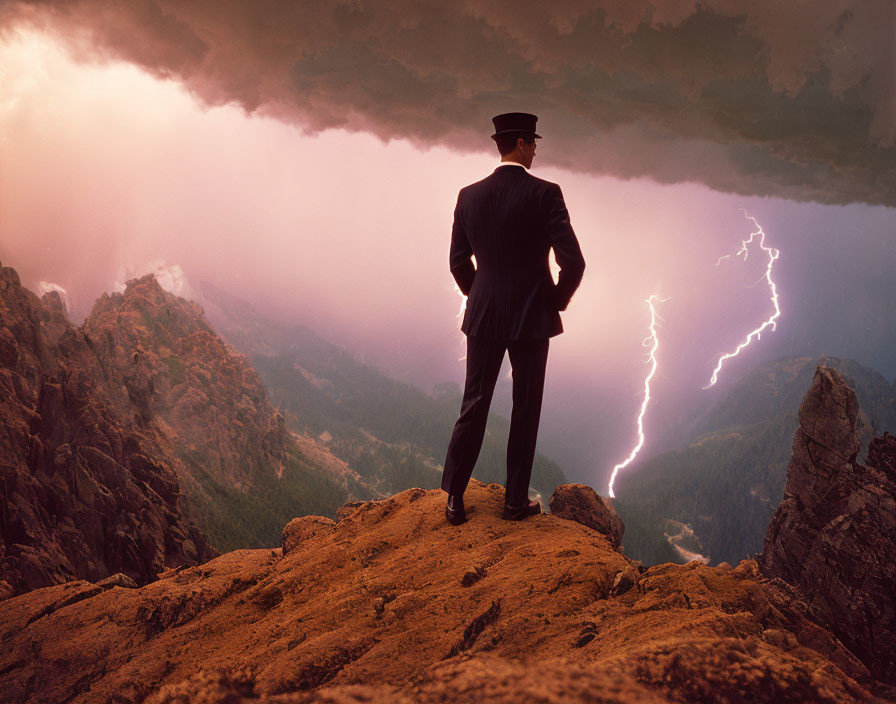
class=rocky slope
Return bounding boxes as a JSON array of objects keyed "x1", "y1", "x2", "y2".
[
  {"x1": 81, "y1": 274, "x2": 356, "y2": 550},
  {"x1": 1, "y1": 262, "x2": 360, "y2": 597},
  {"x1": 83, "y1": 275, "x2": 291, "y2": 491},
  {"x1": 0, "y1": 262, "x2": 212, "y2": 596},
  {"x1": 1, "y1": 476, "x2": 891, "y2": 703},
  {"x1": 762, "y1": 366, "x2": 896, "y2": 683}
]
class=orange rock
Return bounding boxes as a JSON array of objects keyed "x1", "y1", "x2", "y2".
[{"x1": 0, "y1": 481, "x2": 880, "y2": 703}]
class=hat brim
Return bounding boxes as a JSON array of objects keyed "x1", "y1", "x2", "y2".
[{"x1": 491, "y1": 130, "x2": 542, "y2": 140}]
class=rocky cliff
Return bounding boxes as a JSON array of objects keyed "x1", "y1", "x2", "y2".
[
  {"x1": 80, "y1": 274, "x2": 357, "y2": 550},
  {"x1": 762, "y1": 366, "x2": 896, "y2": 683},
  {"x1": 0, "y1": 262, "x2": 213, "y2": 597},
  {"x1": 83, "y1": 275, "x2": 290, "y2": 490},
  {"x1": 1, "y1": 263, "x2": 359, "y2": 597},
  {"x1": 1, "y1": 479, "x2": 889, "y2": 703}
]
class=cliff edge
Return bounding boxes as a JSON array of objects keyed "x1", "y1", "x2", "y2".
[{"x1": 0, "y1": 480, "x2": 880, "y2": 703}]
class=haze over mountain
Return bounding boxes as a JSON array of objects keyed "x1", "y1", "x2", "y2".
[{"x1": 191, "y1": 278, "x2": 567, "y2": 501}]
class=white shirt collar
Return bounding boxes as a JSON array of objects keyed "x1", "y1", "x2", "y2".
[{"x1": 496, "y1": 161, "x2": 528, "y2": 171}]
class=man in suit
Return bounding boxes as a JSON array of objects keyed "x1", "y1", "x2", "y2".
[{"x1": 442, "y1": 112, "x2": 586, "y2": 525}]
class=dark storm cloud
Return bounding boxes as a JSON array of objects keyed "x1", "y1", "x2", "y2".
[{"x1": 4, "y1": 0, "x2": 894, "y2": 204}]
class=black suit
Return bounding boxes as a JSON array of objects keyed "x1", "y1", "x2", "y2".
[{"x1": 442, "y1": 164, "x2": 585, "y2": 506}]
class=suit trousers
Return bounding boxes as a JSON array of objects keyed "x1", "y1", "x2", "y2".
[{"x1": 442, "y1": 336, "x2": 550, "y2": 507}]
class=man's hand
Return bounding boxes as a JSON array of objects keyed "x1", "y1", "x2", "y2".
[{"x1": 551, "y1": 284, "x2": 568, "y2": 312}]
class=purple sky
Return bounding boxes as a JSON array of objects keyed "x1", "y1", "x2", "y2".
[{"x1": 1, "y1": 10, "x2": 894, "y2": 488}]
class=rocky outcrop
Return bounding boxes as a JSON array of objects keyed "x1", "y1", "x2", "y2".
[
  {"x1": 761, "y1": 366, "x2": 896, "y2": 683},
  {"x1": 281, "y1": 516, "x2": 335, "y2": 555},
  {"x1": 81, "y1": 274, "x2": 353, "y2": 550},
  {"x1": 549, "y1": 483, "x2": 624, "y2": 548},
  {"x1": 0, "y1": 261, "x2": 355, "y2": 595},
  {"x1": 83, "y1": 274, "x2": 290, "y2": 489},
  {"x1": 0, "y1": 480, "x2": 881, "y2": 703},
  {"x1": 0, "y1": 261, "x2": 213, "y2": 596}
]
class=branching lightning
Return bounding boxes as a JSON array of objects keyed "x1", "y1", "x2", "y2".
[
  {"x1": 705, "y1": 212, "x2": 781, "y2": 388},
  {"x1": 608, "y1": 295, "x2": 666, "y2": 499}
]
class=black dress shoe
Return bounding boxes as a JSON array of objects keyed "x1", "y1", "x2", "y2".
[
  {"x1": 446, "y1": 494, "x2": 467, "y2": 525},
  {"x1": 501, "y1": 499, "x2": 541, "y2": 521}
]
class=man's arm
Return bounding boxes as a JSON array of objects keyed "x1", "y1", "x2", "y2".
[
  {"x1": 544, "y1": 183, "x2": 585, "y2": 311},
  {"x1": 449, "y1": 192, "x2": 475, "y2": 295}
]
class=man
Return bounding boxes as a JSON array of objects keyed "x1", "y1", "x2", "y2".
[{"x1": 442, "y1": 112, "x2": 586, "y2": 525}]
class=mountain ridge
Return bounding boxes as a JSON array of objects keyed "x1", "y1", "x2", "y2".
[
  {"x1": 0, "y1": 261, "x2": 214, "y2": 596},
  {"x1": 79, "y1": 273, "x2": 358, "y2": 552},
  {"x1": 1, "y1": 262, "x2": 363, "y2": 597}
]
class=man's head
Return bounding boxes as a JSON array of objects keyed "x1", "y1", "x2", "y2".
[{"x1": 491, "y1": 112, "x2": 541, "y2": 169}]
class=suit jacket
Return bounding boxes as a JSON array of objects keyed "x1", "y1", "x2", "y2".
[{"x1": 450, "y1": 164, "x2": 586, "y2": 340}]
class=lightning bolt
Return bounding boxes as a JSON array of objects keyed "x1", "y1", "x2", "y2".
[
  {"x1": 705, "y1": 212, "x2": 781, "y2": 388},
  {"x1": 608, "y1": 295, "x2": 666, "y2": 499}
]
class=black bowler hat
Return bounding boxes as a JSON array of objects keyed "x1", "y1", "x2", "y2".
[{"x1": 491, "y1": 112, "x2": 541, "y2": 140}]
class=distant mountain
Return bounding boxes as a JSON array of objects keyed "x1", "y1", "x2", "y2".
[
  {"x1": 1, "y1": 260, "x2": 361, "y2": 598},
  {"x1": 82, "y1": 275, "x2": 356, "y2": 551},
  {"x1": 690, "y1": 355, "x2": 896, "y2": 439},
  {"x1": 193, "y1": 280, "x2": 568, "y2": 500},
  {"x1": 613, "y1": 355, "x2": 896, "y2": 567},
  {"x1": 0, "y1": 262, "x2": 213, "y2": 596}
]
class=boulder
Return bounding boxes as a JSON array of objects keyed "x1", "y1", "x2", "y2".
[
  {"x1": 281, "y1": 516, "x2": 336, "y2": 555},
  {"x1": 549, "y1": 483, "x2": 624, "y2": 548},
  {"x1": 611, "y1": 567, "x2": 638, "y2": 596},
  {"x1": 97, "y1": 573, "x2": 139, "y2": 590}
]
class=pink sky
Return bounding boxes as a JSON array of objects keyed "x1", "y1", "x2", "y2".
[{"x1": 2, "y1": 28, "x2": 895, "y2": 485}]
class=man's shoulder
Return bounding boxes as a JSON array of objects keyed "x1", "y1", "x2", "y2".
[
  {"x1": 459, "y1": 172, "x2": 498, "y2": 192},
  {"x1": 459, "y1": 169, "x2": 560, "y2": 196},
  {"x1": 497, "y1": 167, "x2": 561, "y2": 194},
  {"x1": 524, "y1": 172, "x2": 561, "y2": 193},
  {"x1": 456, "y1": 177, "x2": 484, "y2": 201}
]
